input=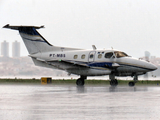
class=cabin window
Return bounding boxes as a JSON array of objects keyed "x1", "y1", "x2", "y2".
[
  {"x1": 105, "y1": 52, "x2": 113, "y2": 58},
  {"x1": 98, "y1": 54, "x2": 102, "y2": 59},
  {"x1": 81, "y1": 54, "x2": 85, "y2": 59},
  {"x1": 74, "y1": 55, "x2": 78, "y2": 59}
]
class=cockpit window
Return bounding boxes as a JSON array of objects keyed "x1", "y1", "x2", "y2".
[
  {"x1": 105, "y1": 52, "x2": 113, "y2": 58},
  {"x1": 114, "y1": 51, "x2": 128, "y2": 58}
]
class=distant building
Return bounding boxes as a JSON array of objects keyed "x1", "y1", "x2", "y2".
[
  {"x1": 150, "y1": 56, "x2": 156, "y2": 60},
  {"x1": 12, "y1": 40, "x2": 20, "y2": 57},
  {"x1": 1, "y1": 40, "x2": 9, "y2": 57}
]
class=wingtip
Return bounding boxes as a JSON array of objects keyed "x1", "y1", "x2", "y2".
[
  {"x1": 41, "y1": 25, "x2": 45, "y2": 28},
  {"x1": 3, "y1": 24, "x2": 10, "y2": 28}
]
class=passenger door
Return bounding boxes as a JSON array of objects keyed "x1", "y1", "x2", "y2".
[{"x1": 88, "y1": 51, "x2": 96, "y2": 62}]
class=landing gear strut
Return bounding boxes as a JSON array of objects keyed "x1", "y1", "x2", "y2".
[
  {"x1": 109, "y1": 74, "x2": 118, "y2": 86},
  {"x1": 128, "y1": 74, "x2": 138, "y2": 87},
  {"x1": 76, "y1": 76, "x2": 87, "y2": 86}
]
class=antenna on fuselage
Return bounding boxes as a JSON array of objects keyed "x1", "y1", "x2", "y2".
[{"x1": 92, "y1": 45, "x2": 97, "y2": 50}]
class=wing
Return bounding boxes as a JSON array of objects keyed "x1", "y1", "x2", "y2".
[
  {"x1": 31, "y1": 56, "x2": 120, "y2": 70},
  {"x1": 46, "y1": 59, "x2": 120, "y2": 70}
]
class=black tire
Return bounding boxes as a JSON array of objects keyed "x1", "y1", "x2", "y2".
[
  {"x1": 128, "y1": 81, "x2": 135, "y2": 87},
  {"x1": 110, "y1": 79, "x2": 118, "y2": 86},
  {"x1": 115, "y1": 79, "x2": 118, "y2": 85},
  {"x1": 76, "y1": 79, "x2": 85, "y2": 86}
]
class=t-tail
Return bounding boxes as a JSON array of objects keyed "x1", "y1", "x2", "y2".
[
  {"x1": 3, "y1": 24, "x2": 82, "y2": 54},
  {"x1": 3, "y1": 24, "x2": 55, "y2": 54},
  {"x1": 3, "y1": 24, "x2": 83, "y2": 67}
]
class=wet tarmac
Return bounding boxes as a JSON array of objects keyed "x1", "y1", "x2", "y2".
[{"x1": 0, "y1": 84, "x2": 160, "y2": 120}]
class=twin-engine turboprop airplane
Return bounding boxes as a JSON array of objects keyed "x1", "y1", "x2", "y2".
[{"x1": 3, "y1": 24, "x2": 157, "y2": 86}]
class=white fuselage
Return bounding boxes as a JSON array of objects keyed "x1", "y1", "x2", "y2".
[{"x1": 30, "y1": 49, "x2": 157, "y2": 76}]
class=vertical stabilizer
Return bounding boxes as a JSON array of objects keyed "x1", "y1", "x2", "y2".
[{"x1": 3, "y1": 24, "x2": 84, "y2": 55}]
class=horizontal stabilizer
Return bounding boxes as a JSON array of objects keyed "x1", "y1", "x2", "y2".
[{"x1": 3, "y1": 24, "x2": 44, "y2": 30}]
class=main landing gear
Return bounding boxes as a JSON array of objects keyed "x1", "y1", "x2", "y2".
[
  {"x1": 76, "y1": 76, "x2": 87, "y2": 86},
  {"x1": 109, "y1": 74, "x2": 118, "y2": 86},
  {"x1": 128, "y1": 74, "x2": 138, "y2": 87}
]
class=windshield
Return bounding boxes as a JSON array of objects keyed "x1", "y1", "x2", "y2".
[{"x1": 114, "y1": 51, "x2": 128, "y2": 58}]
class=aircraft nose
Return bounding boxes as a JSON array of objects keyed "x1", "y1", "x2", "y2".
[{"x1": 150, "y1": 63, "x2": 157, "y2": 71}]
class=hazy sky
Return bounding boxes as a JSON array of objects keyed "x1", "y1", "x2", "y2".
[{"x1": 0, "y1": 0, "x2": 160, "y2": 58}]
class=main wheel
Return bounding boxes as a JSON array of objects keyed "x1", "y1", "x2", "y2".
[
  {"x1": 76, "y1": 78, "x2": 85, "y2": 86},
  {"x1": 110, "y1": 79, "x2": 118, "y2": 86},
  {"x1": 128, "y1": 81, "x2": 135, "y2": 87}
]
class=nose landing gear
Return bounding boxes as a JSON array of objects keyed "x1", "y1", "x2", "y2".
[{"x1": 128, "y1": 74, "x2": 138, "y2": 87}]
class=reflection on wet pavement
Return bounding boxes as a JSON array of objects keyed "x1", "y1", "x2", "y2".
[{"x1": 0, "y1": 84, "x2": 160, "y2": 120}]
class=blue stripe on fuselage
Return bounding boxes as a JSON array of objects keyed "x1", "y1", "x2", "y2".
[
  {"x1": 88, "y1": 62, "x2": 112, "y2": 68},
  {"x1": 89, "y1": 62, "x2": 153, "y2": 71}
]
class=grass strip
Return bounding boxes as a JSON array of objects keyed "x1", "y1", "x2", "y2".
[{"x1": 0, "y1": 78, "x2": 160, "y2": 85}]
